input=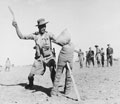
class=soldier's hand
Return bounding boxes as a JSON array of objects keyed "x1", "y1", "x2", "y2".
[{"x1": 12, "y1": 20, "x2": 17, "y2": 28}]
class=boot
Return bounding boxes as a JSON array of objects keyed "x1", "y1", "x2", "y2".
[{"x1": 25, "y1": 77, "x2": 34, "y2": 89}]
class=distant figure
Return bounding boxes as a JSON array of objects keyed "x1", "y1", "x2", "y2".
[
  {"x1": 106, "y1": 44, "x2": 113, "y2": 67},
  {"x1": 5, "y1": 58, "x2": 11, "y2": 71},
  {"x1": 88, "y1": 47, "x2": 94, "y2": 67},
  {"x1": 95, "y1": 45, "x2": 101, "y2": 67},
  {"x1": 85, "y1": 51, "x2": 90, "y2": 67},
  {"x1": 75, "y1": 49, "x2": 84, "y2": 68},
  {"x1": 100, "y1": 48, "x2": 105, "y2": 67},
  {"x1": 78, "y1": 49, "x2": 84, "y2": 68}
]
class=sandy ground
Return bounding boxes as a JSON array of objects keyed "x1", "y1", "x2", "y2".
[{"x1": 0, "y1": 60, "x2": 120, "y2": 104}]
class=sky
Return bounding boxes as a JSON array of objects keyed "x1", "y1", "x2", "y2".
[{"x1": 0, "y1": 0, "x2": 120, "y2": 66}]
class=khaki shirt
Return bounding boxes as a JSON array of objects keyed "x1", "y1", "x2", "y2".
[{"x1": 21, "y1": 31, "x2": 55, "y2": 57}]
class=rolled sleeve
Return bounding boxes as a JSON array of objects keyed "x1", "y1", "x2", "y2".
[{"x1": 23, "y1": 33, "x2": 35, "y2": 40}]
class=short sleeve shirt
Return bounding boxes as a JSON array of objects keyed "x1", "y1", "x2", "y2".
[{"x1": 21, "y1": 31, "x2": 55, "y2": 57}]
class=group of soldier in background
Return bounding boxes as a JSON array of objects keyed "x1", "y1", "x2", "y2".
[{"x1": 77, "y1": 44, "x2": 114, "y2": 68}]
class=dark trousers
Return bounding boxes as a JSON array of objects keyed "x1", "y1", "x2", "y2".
[
  {"x1": 101, "y1": 55, "x2": 104, "y2": 67},
  {"x1": 107, "y1": 55, "x2": 113, "y2": 67},
  {"x1": 89, "y1": 57, "x2": 94, "y2": 66}
]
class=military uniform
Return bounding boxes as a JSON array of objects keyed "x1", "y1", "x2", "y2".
[
  {"x1": 106, "y1": 47, "x2": 113, "y2": 66},
  {"x1": 85, "y1": 51, "x2": 89, "y2": 67},
  {"x1": 100, "y1": 49, "x2": 105, "y2": 67},
  {"x1": 88, "y1": 49, "x2": 94, "y2": 67},
  {"x1": 77, "y1": 50, "x2": 84, "y2": 68},
  {"x1": 95, "y1": 47, "x2": 101, "y2": 67},
  {"x1": 12, "y1": 18, "x2": 56, "y2": 89},
  {"x1": 18, "y1": 31, "x2": 56, "y2": 88}
]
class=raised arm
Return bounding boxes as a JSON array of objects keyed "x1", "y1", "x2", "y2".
[{"x1": 12, "y1": 20, "x2": 35, "y2": 40}]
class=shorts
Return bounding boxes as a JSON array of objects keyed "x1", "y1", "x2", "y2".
[{"x1": 30, "y1": 56, "x2": 55, "y2": 75}]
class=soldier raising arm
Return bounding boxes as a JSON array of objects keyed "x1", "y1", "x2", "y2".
[{"x1": 12, "y1": 18, "x2": 56, "y2": 89}]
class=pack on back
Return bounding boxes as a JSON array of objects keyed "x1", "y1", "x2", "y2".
[{"x1": 56, "y1": 28, "x2": 71, "y2": 46}]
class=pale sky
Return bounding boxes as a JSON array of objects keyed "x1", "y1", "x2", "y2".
[{"x1": 0, "y1": 0, "x2": 120, "y2": 66}]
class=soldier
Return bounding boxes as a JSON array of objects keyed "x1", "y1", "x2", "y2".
[
  {"x1": 5, "y1": 57, "x2": 11, "y2": 71},
  {"x1": 75, "y1": 49, "x2": 84, "y2": 68},
  {"x1": 100, "y1": 48, "x2": 105, "y2": 67},
  {"x1": 85, "y1": 51, "x2": 90, "y2": 67},
  {"x1": 78, "y1": 49, "x2": 84, "y2": 68},
  {"x1": 106, "y1": 44, "x2": 113, "y2": 66},
  {"x1": 95, "y1": 45, "x2": 101, "y2": 67},
  {"x1": 12, "y1": 18, "x2": 56, "y2": 89},
  {"x1": 88, "y1": 47, "x2": 94, "y2": 67}
]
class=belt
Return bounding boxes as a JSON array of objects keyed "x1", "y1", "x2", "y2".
[
  {"x1": 44, "y1": 54, "x2": 51, "y2": 57},
  {"x1": 44, "y1": 54, "x2": 53, "y2": 61}
]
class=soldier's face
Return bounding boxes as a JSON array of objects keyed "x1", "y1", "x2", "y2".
[{"x1": 38, "y1": 24, "x2": 46, "y2": 34}]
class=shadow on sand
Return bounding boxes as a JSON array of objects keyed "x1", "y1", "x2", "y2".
[
  {"x1": 0, "y1": 83, "x2": 78, "y2": 101},
  {"x1": 0, "y1": 83, "x2": 52, "y2": 97}
]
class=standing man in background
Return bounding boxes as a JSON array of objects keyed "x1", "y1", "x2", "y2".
[
  {"x1": 76, "y1": 49, "x2": 84, "y2": 68},
  {"x1": 85, "y1": 51, "x2": 90, "y2": 68},
  {"x1": 106, "y1": 44, "x2": 113, "y2": 67},
  {"x1": 95, "y1": 45, "x2": 101, "y2": 67},
  {"x1": 88, "y1": 47, "x2": 94, "y2": 67},
  {"x1": 5, "y1": 57, "x2": 11, "y2": 71},
  {"x1": 100, "y1": 48, "x2": 105, "y2": 67}
]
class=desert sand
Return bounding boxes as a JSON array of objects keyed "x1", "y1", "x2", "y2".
[{"x1": 0, "y1": 60, "x2": 120, "y2": 104}]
